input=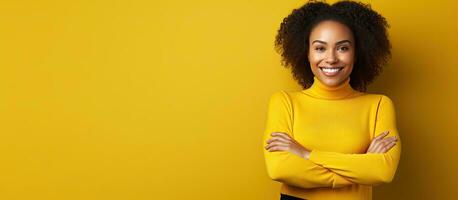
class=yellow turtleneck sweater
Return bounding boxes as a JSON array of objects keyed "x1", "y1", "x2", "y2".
[{"x1": 262, "y1": 76, "x2": 401, "y2": 200}]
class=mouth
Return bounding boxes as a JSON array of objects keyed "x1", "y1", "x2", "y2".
[{"x1": 319, "y1": 66, "x2": 344, "y2": 77}]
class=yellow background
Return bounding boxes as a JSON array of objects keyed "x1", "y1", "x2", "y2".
[{"x1": 0, "y1": 0, "x2": 457, "y2": 199}]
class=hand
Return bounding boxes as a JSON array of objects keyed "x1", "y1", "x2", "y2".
[
  {"x1": 265, "y1": 132, "x2": 311, "y2": 159},
  {"x1": 366, "y1": 130, "x2": 398, "y2": 154}
]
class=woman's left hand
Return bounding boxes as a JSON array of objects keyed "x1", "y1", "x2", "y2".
[{"x1": 265, "y1": 132, "x2": 311, "y2": 160}]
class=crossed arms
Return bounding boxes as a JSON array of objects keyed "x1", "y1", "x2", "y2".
[{"x1": 262, "y1": 91, "x2": 401, "y2": 188}]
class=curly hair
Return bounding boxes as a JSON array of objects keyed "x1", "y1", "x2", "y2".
[{"x1": 274, "y1": 0, "x2": 391, "y2": 92}]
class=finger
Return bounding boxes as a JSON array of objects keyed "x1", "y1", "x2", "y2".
[
  {"x1": 381, "y1": 138, "x2": 397, "y2": 148},
  {"x1": 265, "y1": 141, "x2": 289, "y2": 150},
  {"x1": 368, "y1": 134, "x2": 386, "y2": 153},
  {"x1": 266, "y1": 135, "x2": 290, "y2": 143},
  {"x1": 374, "y1": 131, "x2": 389, "y2": 142},
  {"x1": 267, "y1": 145, "x2": 289, "y2": 152},
  {"x1": 367, "y1": 138, "x2": 379, "y2": 153},
  {"x1": 271, "y1": 132, "x2": 292, "y2": 141},
  {"x1": 370, "y1": 143, "x2": 380, "y2": 153},
  {"x1": 381, "y1": 136, "x2": 397, "y2": 144},
  {"x1": 367, "y1": 137, "x2": 378, "y2": 152},
  {"x1": 374, "y1": 138, "x2": 397, "y2": 153},
  {"x1": 367, "y1": 143, "x2": 375, "y2": 153},
  {"x1": 266, "y1": 136, "x2": 290, "y2": 144},
  {"x1": 369, "y1": 134, "x2": 393, "y2": 152},
  {"x1": 380, "y1": 141, "x2": 397, "y2": 153},
  {"x1": 373, "y1": 140, "x2": 388, "y2": 153},
  {"x1": 265, "y1": 141, "x2": 289, "y2": 149},
  {"x1": 266, "y1": 143, "x2": 289, "y2": 151},
  {"x1": 373, "y1": 131, "x2": 390, "y2": 141}
]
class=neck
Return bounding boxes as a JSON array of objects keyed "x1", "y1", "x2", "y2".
[{"x1": 303, "y1": 76, "x2": 358, "y2": 100}]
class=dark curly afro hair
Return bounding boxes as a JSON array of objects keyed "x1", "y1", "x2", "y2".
[{"x1": 274, "y1": 0, "x2": 391, "y2": 92}]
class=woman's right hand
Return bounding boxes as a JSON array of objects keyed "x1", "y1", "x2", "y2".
[{"x1": 366, "y1": 130, "x2": 398, "y2": 154}]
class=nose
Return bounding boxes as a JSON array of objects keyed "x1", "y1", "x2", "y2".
[{"x1": 325, "y1": 50, "x2": 338, "y2": 63}]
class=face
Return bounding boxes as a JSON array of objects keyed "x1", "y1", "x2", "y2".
[{"x1": 308, "y1": 20, "x2": 355, "y2": 87}]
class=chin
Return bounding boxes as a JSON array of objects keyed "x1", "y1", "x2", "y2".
[{"x1": 317, "y1": 75, "x2": 347, "y2": 87}]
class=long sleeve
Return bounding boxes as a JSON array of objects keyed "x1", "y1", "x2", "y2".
[
  {"x1": 308, "y1": 95, "x2": 402, "y2": 186},
  {"x1": 262, "y1": 91, "x2": 354, "y2": 189}
]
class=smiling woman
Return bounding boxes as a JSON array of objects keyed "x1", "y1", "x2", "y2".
[
  {"x1": 274, "y1": 0, "x2": 391, "y2": 92},
  {"x1": 308, "y1": 20, "x2": 355, "y2": 88},
  {"x1": 263, "y1": 1, "x2": 400, "y2": 200}
]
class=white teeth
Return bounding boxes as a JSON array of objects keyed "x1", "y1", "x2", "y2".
[{"x1": 321, "y1": 68, "x2": 341, "y2": 73}]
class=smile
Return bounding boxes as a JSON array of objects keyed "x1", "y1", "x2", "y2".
[{"x1": 319, "y1": 67, "x2": 344, "y2": 77}]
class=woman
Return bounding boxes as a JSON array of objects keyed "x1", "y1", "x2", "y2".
[{"x1": 262, "y1": 1, "x2": 401, "y2": 200}]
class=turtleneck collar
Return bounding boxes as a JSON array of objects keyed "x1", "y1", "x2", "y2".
[{"x1": 302, "y1": 76, "x2": 359, "y2": 100}]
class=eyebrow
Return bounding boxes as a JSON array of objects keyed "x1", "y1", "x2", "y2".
[{"x1": 312, "y1": 40, "x2": 352, "y2": 45}]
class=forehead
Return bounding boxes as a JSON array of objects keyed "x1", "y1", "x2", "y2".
[{"x1": 309, "y1": 20, "x2": 354, "y2": 43}]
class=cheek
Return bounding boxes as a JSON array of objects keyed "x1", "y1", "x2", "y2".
[
  {"x1": 338, "y1": 51, "x2": 355, "y2": 64},
  {"x1": 308, "y1": 52, "x2": 322, "y2": 66}
]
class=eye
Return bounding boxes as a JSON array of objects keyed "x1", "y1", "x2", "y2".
[
  {"x1": 338, "y1": 46, "x2": 349, "y2": 52},
  {"x1": 315, "y1": 46, "x2": 325, "y2": 52}
]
